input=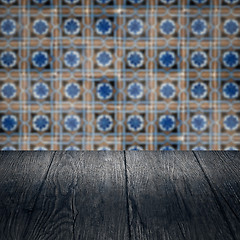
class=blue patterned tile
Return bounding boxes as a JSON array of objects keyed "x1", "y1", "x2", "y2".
[{"x1": 0, "y1": 0, "x2": 239, "y2": 150}]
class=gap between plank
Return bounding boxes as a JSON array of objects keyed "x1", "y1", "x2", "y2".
[
  {"x1": 22, "y1": 151, "x2": 57, "y2": 239},
  {"x1": 123, "y1": 150, "x2": 132, "y2": 240},
  {"x1": 192, "y1": 151, "x2": 237, "y2": 240}
]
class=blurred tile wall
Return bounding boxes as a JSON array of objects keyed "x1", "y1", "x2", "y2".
[{"x1": 0, "y1": 0, "x2": 239, "y2": 150}]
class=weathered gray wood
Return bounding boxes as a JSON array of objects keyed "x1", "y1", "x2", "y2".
[
  {"x1": 0, "y1": 151, "x2": 55, "y2": 240},
  {"x1": 125, "y1": 151, "x2": 235, "y2": 240},
  {"x1": 22, "y1": 151, "x2": 129, "y2": 240},
  {"x1": 1, "y1": 151, "x2": 240, "y2": 240},
  {"x1": 193, "y1": 151, "x2": 240, "y2": 240}
]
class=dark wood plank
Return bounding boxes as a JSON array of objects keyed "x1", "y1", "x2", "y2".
[
  {"x1": 0, "y1": 151, "x2": 55, "y2": 240},
  {"x1": 193, "y1": 151, "x2": 240, "y2": 240},
  {"x1": 23, "y1": 151, "x2": 129, "y2": 240},
  {"x1": 125, "y1": 151, "x2": 235, "y2": 240}
]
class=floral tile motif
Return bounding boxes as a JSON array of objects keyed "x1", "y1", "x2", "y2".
[{"x1": 0, "y1": 0, "x2": 240, "y2": 150}]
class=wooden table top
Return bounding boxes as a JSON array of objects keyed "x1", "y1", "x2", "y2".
[{"x1": 0, "y1": 151, "x2": 239, "y2": 240}]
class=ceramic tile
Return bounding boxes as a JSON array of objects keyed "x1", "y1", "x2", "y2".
[{"x1": 0, "y1": 0, "x2": 239, "y2": 150}]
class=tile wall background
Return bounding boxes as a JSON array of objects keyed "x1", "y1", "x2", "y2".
[{"x1": 0, "y1": 0, "x2": 239, "y2": 150}]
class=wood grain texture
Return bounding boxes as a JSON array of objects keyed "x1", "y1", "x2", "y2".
[
  {"x1": 125, "y1": 151, "x2": 235, "y2": 240},
  {"x1": 1, "y1": 151, "x2": 240, "y2": 240},
  {"x1": 193, "y1": 151, "x2": 240, "y2": 240},
  {"x1": 21, "y1": 151, "x2": 128, "y2": 240},
  {"x1": 0, "y1": 151, "x2": 55, "y2": 240}
]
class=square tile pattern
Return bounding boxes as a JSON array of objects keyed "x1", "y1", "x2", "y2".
[{"x1": 0, "y1": 0, "x2": 240, "y2": 150}]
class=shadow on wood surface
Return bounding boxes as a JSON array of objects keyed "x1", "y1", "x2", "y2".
[{"x1": 0, "y1": 151, "x2": 239, "y2": 240}]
